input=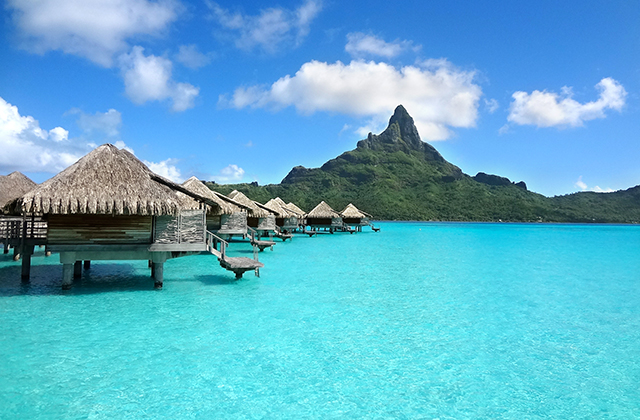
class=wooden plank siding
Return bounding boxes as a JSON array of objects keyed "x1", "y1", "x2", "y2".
[
  {"x1": 154, "y1": 209, "x2": 205, "y2": 244},
  {"x1": 47, "y1": 215, "x2": 152, "y2": 244}
]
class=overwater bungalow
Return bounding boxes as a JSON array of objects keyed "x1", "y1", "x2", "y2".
[
  {"x1": 340, "y1": 203, "x2": 374, "y2": 232},
  {"x1": 11, "y1": 144, "x2": 262, "y2": 288},
  {"x1": 0, "y1": 172, "x2": 36, "y2": 211},
  {"x1": 0, "y1": 172, "x2": 43, "y2": 255},
  {"x1": 264, "y1": 197, "x2": 302, "y2": 233},
  {"x1": 305, "y1": 201, "x2": 344, "y2": 232},
  {"x1": 227, "y1": 190, "x2": 278, "y2": 237},
  {"x1": 181, "y1": 177, "x2": 249, "y2": 238}
]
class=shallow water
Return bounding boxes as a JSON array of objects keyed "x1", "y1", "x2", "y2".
[{"x1": 1, "y1": 222, "x2": 639, "y2": 419}]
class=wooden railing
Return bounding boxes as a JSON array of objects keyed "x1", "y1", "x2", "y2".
[
  {"x1": 206, "y1": 230, "x2": 227, "y2": 259},
  {"x1": 0, "y1": 216, "x2": 47, "y2": 241}
]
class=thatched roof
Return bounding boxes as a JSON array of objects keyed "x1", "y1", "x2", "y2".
[
  {"x1": 0, "y1": 172, "x2": 37, "y2": 210},
  {"x1": 306, "y1": 201, "x2": 340, "y2": 219},
  {"x1": 264, "y1": 197, "x2": 298, "y2": 218},
  {"x1": 340, "y1": 203, "x2": 371, "y2": 219},
  {"x1": 16, "y1": 144, "x2": 208, "y2": 216},
  {"x1": 285, "y1": 202, "x2": 305, "y2": 216},
  {"x1": 181, "y1": 177, "x2": 248, "y2": 215},
  {"x1": 228, "y1": 190, "x2": 276, "y2": 218}
]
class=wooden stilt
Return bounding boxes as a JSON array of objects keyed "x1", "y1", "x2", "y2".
[
  {"x1": 83, "y1": 260, "x2": 91, "y2": 270},
  {"x1": 73, "y1": 261, "x2": 82, "y2": 279},
  {"x1": 62, "y1": 263, "x2": 73, "y2": 290},
  {"x1": 21, "y1": 247, "x2": 33, "y2": 281},
  {"x1": 153, "y1": 262, "x2": 164, "y2": 289}
]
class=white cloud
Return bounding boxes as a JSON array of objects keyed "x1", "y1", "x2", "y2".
[
  {"x1": 221, "y1": 59, "x2": 481, "y2": 141},
  {"x1": 485, "y1": 98, "x2": 499, "y2": 114},
  {"x1": 6, "y1": 0, "x2": 179, "y2": 67},
  {"x1": 70, "y1": 108, "x2": 122, "y2": 137},
  {"x1": 208, "y1": 0, "x2": 322, "y2": 53},
  {"x1": 345, "y1": 33, "x2": 418, "y2": 59},
  {"x1": 575, "y1": 176, "x2": 588, "y2": 190},
  {"x1": 143, "y1": 158, "x2": 183, "y2": 183},
  {"x1": 0, "y1": 97, "x2": 83, "y2": 173},
  {"x1": 176, "y1": 44, "x2": 213, "y2": 69},
  {"x1": 49, "y1": 126, "x2": 69, "y2": 142},
  {"x1": 508, "y1": 78, "x2": 627, "y2": 128},
  {"x1": 211, "y1": 164, "x2": 245, "y2": 183},
  {"x1": 119, "y1": 46, "x2": 199, "y2": 111},
  {"x1": 575, "y1": 176, "x2": 614, "y2": 193}
]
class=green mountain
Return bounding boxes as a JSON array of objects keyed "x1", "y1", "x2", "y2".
[{"x1": 209, "y1": 106, "x2": 640, "y2": 223}]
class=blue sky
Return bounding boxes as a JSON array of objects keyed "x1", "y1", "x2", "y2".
[{"x1": 1, "y1": 0, "x2": 638, "y2": 197}]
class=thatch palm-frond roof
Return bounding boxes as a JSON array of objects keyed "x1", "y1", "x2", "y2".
[
  {"x1": 306, "y1": 201, "x2": 340, "y2": 219},
  {"x1": 285, "y1": 202, "x2": 305, "y2": 216},
  {"x1": 228, "y1": 190, "x2": 276, "y2": 218},
  {"x1": 17, "y1": 144, "x2": 204, "y2": 216},
  {"x1": 340, "y1": 203, "x2": 371, "y2": 218},
  {"x1": 181, "y1": 177, "x2": 247, "y2": 215},
  {"x1": 264, "y1": 198, "x2": 297, "y2": 218},
  {"x1": 0, "y1": 171, "x2": 37, "y2": 210}
]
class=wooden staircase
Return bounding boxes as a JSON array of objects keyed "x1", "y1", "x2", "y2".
[{"x1": 206, "y1": 231, "x2": 264, "y2": 279}]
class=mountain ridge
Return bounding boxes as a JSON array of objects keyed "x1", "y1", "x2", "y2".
[{"x1": 209, "y1": 106, "x2": 640, "y2": 223}]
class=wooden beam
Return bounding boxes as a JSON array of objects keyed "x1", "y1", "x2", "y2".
[
  {"x1": 74, "y1": 261, "x2": 82, "y2": 279},
  {"x1": 62, "y1": 263, "x2": 73, "y2": 290},
  {"x1": 152, "y1": 262, "x2": 164, "y2": 289}
]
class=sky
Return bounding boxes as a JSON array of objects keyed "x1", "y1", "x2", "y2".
[{"x1": 1, "y1": 0, "x2": 639, "y2": 197}]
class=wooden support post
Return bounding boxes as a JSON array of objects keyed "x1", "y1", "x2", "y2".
[
  {"x1": 74, "y1": 261, "x2": 82, "y2": 279},
  {"x1": 153, "y1": 262, "x2": 164, "y2": 289},
  {"x1": 21, "y1": 246, "x2": 33, "y2": 281},
  {"x1": 83, "y1": 260, "x2": 91, "y2": 270},
  {"x1": 62, "y1": 263, "x2": 73, "y2": 290},
  {"x1": 13, "y1": 246, "x2": 20, "y2": 261},
  {"x1": 44, "y1": 246, "x2": 51, "y2": 257}
]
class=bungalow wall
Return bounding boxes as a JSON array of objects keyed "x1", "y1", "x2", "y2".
[
  {"x1": 307, "y1": 217, "x2": 343, "y2": 228},
  {"x1": 48, "y1": 215, "x2": 152, "y2": 244},
  {"x1": 343, "y1": 217, "x2": 368, "y2": 226},
  {"x1": 257, "y1": 215, "x2": 276, "y2": 231},
  {"x1": 47, "y1": 210, "x2": 206, "y2": 246}
]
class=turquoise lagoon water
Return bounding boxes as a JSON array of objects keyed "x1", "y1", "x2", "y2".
[{"x1": 1, "y1": 222, "x2": 640, "y2": 419}]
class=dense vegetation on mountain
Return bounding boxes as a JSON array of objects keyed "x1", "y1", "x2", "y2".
[{"x1": 208, "y1": 106, "x2": 640, "y2": 223}]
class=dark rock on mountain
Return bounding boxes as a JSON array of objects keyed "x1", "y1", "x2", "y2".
[
  {"x1": 357, "y1": 105, "x2": 446, "y2": 163},
  {"x1": 473, "y1": 172, "x2": 512, "y2": 187},
  {"x1": 473, "y1": 172, "x2": 528, "y2": 191}
]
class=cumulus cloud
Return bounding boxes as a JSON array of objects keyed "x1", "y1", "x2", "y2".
[
  {"x1": 508, "y1": 78, "x2": 627, "y2": 128},
  {"x1": 345, "y1": 33, "x2": 418, "y2": 59},
  {"x1": 575, "y1": 176, "x2": 614, "y2": 193},
  {"x1": 6, "y1": 0, "x2": 179, "y2": 67},
  {"x1": 175, "y1": 44, "x2": 213, "y2": 69},
  {"x1": 208, "y1": 0, "x2": 322, "y2": 53},
  {"x1": 119, "y1": 46, "x2": 199, "y2": 111},
  {"x1": 143, "y1": 158, "x2": 183, "y2": 183},
  {"x1": 68, "y1": 108, "x2": 122, "y2": 138},
  {"x1": 221, "y1": 58, "x2": 481, "y2": 141},
  {"x1": 0, "y1": 97, "x2": 184, "y2": 181},
  {"x1": 211, "y1": 164, "x2": 245, "y2": 183},
  {"x1": 0, "y1": 97, "x2": 83, "y2": 173},
  {"x1": 485, "y1": 98, "x2": 499, "y2": 114}
]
